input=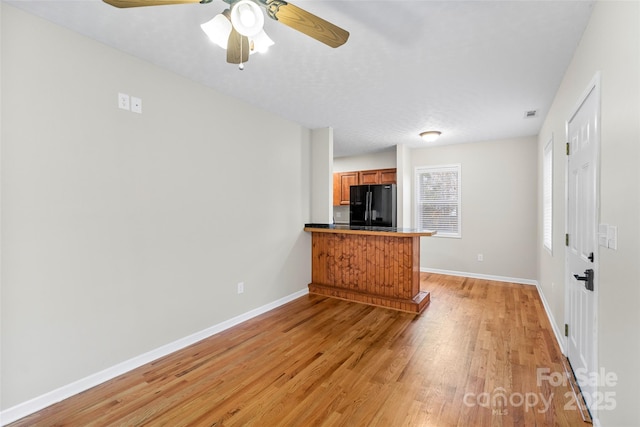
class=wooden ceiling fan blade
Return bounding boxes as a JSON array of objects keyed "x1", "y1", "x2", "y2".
[
  {"x1": 103, "y1": 0, "x2": 204, "y2": 8},
  {"x1": 227, "y1": 28, "x2": 250, "y2": 64},
  {"x1": 260, "y1": 0, "x2": 349, "y2": 48}
]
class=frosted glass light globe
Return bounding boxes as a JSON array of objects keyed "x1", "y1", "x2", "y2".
[{"x1": 230, "y1": 0, "x2": 264, "y2": 37}]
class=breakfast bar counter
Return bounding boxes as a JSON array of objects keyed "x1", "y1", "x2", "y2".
[{"x1": 304, "y1": 224, "x2": 436, "y2": 314}]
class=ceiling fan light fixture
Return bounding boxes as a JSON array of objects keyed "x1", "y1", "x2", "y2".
[
  {"x1": 201, "y1": 14, "x2": 232, "y2": 49},
  {"x1": 250, "y1": 30, "x2": 274, "y2": 54},
  {"x1": 420, "y1": 130, "x2": 442, "y2": 142},
  {"x1": 230, "y1": 0, "x2": 264, "y2": 37}
]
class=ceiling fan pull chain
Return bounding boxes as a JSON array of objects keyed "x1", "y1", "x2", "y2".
[{"x1": 239, "y1": 37, "x2": 245, "y2": 70}]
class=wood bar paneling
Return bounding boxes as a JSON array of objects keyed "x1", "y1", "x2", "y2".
[{"x1": 308, "y1": 232, "x2": 429, "y2": 313}]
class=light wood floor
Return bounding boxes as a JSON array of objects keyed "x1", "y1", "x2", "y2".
[{"x1": 10, "y1": 273, "x2": 587, "y2": 426}]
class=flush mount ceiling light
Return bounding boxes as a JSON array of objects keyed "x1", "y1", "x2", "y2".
[{"x1": 420, "y1": 131, "x2": 442, "y2": 142}]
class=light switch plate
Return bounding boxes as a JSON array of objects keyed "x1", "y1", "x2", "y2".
[
  {"x1": 607, "y1": 225, "x2": 617, "y2": 250},
  {"x1": 598, "y1": 224, "x2": 608, "y2": 247}
]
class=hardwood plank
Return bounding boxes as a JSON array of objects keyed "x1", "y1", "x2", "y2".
[{"x1": 8, "y1": 274, "x2": 586, "y2": 427}]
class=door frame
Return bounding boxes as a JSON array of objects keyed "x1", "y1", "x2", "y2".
[{"x1": 564, "y1": 72, "x2": 601, "y2": 408}]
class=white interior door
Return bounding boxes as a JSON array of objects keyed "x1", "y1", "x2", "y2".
[{"x1": 566, "y1": 77, "x2": 599, "y2": 414}]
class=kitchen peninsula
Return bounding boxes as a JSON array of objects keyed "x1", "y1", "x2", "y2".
[{"x1": 304, "y1": 224, "x2": 436, "y2": 314}]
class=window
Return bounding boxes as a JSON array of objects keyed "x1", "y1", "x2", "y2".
[
  {"x1": 543, "y1": 139, "x2": 553, "y2": 252},
  {"x1": 415, "y1": 164, "x2": 461, "y2": 238}
]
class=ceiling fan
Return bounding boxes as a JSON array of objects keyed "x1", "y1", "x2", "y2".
[{"x1": 102, "y1": 0, "x2": 350, "y2": 68}]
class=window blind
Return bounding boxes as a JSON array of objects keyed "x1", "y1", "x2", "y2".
[{"x1": 415, "y1": 165, "x2": 461, "y2": 237}]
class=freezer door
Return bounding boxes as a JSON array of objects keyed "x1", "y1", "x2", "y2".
[{"x1": 349, "y1": 185, "x2": 369, "y2": 226}]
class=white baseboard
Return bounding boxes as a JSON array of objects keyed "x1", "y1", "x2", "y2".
[
  {"x1": 0, "y1": 288, "x2": 309, "y2": 426},
  {"x1": 534, "y1": 283, "x2": 567, "y2": 355},
  {"x1": 421, "y1": 267, "x2": 538, "y2": 286}
]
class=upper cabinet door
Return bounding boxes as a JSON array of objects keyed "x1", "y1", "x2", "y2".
[
  {"x1": 333, "y1": 172, "x2": 358, "y2": 206},
  {"x1": 359, "y1": 170, "x2": 380, "y2": 185},
  {"x1": 379, "y1": 169, "x2": 397, "y2": 184}
]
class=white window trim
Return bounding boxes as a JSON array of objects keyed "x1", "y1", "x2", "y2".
[
  {"x1": 414, "y1": 164, "x2": 462, "y2": 238},
  {"x1": 543, "y1": 137, "x2": 553, "y2": 253}
]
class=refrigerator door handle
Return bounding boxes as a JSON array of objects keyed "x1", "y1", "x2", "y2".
[
  {"x1": 367, "y1": 191, "x2": 373, "y2": 223},
  {"x1": 364, "y1": 191, "x2": 369, "y2": 221}
]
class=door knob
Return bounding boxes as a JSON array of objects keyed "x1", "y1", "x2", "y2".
[{"x1": 573, "y1": 269, "x2": 594, "y2": 291}]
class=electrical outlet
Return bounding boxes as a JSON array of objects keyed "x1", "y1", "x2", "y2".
[
  {"x1": 118, "y1": 92, "x2": 130, "y2": 110},
  {"x1": 237, "y1": 282, "x2": 244, "y2": 294},
  {"x1": 477, "y1": 254, "x2": 484, "y2": 262}
]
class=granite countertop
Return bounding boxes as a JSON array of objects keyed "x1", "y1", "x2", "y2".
[{"x1": 304, "y1": 223, "x2": 436, "y2": 237}]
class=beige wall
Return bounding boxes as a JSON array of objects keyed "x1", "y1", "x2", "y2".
[
  {"x1": 396, "y1": 144, "x2": 412, "y2": 227},
  {"x1": 412, "y1": 137, "x2": 538, "y2": 281},
  {"x1": 537, "y1": 1, "x2": 640, "y2": 425},
  {"x1": 310, "y1": 128, "x2": 333, "y2": 223},
  {"x1": 1, "y1": 4, "x2": 311, "y2": 410},
  {"x1": 333, "y1": 150, "x2": 396, "y2": 172}
]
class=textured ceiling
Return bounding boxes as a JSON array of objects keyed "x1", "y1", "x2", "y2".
[{"x1": 5, "y1": 0, "x2": 594, "y2": 157}]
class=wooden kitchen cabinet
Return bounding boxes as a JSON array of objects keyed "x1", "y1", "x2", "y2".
[
  {"x1": 333, "y1": 168, "x2": 397, "y2": 206},
  {"x1": 358, "y1": 170, "x2": 380, "y2": 185},
  {"x1": 333, "y1": 171, "x2": 359, "y2": 206},
  {"x1": 359, "y1": 168, "x2": 397, "y2": 185},
  {"x1": 379, "y1": 168, "x2": 397, "y2": 184}
]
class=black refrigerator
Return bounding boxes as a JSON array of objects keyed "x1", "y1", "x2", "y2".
[{"x1": 349, "y1": 184, "x2": 397, "y2": 227}]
